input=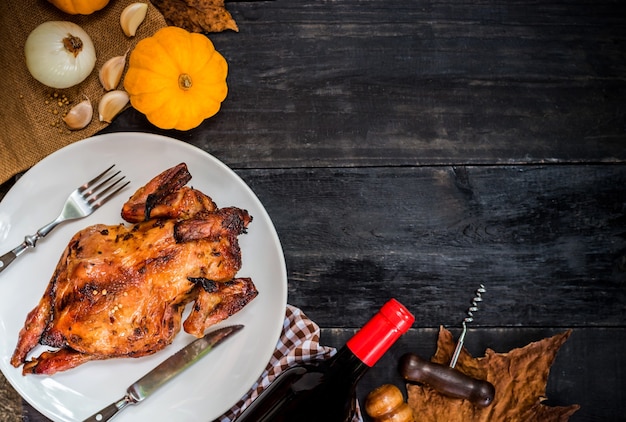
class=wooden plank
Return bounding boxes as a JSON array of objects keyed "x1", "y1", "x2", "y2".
[
  {"x1": 15, "y1": 327, "x2": 625, "y2": 421},
  {"x1": 2, "y1": 164, "x2": 624, "y2": 327},
  {"x1": 105, "y1": 0, "x2": 626, "y2": 167},
  {"x1": 13, "y1": 326, "x2": 626, "y2": 421},
  {"x1": 5, "y1": 164, "x2": 625, "y2": 419},
  {"x1": 234, "y1": 164, "x2": 626, "y2": 328},
  {"x1": 321, "y1": 327, "x2": 626, "y2": 422}
]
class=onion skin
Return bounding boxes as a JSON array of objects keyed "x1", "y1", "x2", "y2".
[{"x1": 24, "y1": 21, "x2": 96, "y2": 89}]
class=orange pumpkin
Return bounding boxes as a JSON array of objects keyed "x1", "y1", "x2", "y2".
[
  {"x1": 124, "y1": 26, "x2": 228, "y2": 131},
  {"x1": 47, "y1": 0, "x2": 110, "y2": 15}
]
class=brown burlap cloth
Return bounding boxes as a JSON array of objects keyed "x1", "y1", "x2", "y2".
[
  {"x1": 216, "y1": 304, "x2": 363, "y2": 421},
  {"x1": 0, "y1": 0, "x2": 168, "y2": 185}
]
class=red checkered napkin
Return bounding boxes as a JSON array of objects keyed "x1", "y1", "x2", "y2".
[{"x1": 215, "y1": 304, "x2": 363, "y2": 421}]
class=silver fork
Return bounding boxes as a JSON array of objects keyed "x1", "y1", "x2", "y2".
[{"x1": 0, "y1": 165, "x2": 129, "y2": 274}]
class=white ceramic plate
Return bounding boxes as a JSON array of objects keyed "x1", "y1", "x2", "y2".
[{"x1": 0, "y1": 133, "x2": 287, "y2": 421}]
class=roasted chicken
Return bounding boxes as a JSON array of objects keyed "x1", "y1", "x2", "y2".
[{"x1": 11, "y1": 163, "x2": 257, "y2": 375}]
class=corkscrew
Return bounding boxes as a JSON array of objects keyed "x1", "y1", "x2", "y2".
[
  {"x1": 399, "y1": 284, "x2": 495, "y2": 407},
  {"x1": 449, "y1": 283, "x2": 486, "y2": 368}
]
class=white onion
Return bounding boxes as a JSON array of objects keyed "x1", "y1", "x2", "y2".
[{"x1": 24, "y1": 21, "x2": 97, "y2": 89}]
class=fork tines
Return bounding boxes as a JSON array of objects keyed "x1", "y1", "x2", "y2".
[{"x1": 80, "y1": 165, "x2": 130, "y2": 209}]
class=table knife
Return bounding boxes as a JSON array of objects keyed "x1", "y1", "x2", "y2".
[{"x1": 83, "y1": 324, "x2": 244, "y2": 422}]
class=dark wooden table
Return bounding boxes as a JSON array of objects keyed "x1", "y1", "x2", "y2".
[{"x1": 2, "y1": 0, "x2": 625, "y2": 420}]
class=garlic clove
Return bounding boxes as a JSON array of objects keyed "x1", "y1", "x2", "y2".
[
  {"x1": 98, "y1": 90, "x2": 129, "y2": 123},
  {"x1": 120, "y1": 3, "x2": 148, "y2": 37},
  {"x1": 99, "y1": 51, "x2": 128, "y2": 91},
  {"x1": 63, "y1": 96, "x2": 93, "y2": 130}
]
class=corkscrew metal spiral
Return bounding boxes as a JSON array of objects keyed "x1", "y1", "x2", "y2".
[{"x1": 449, "y1": 284, "x2": 486, "y2": 368}]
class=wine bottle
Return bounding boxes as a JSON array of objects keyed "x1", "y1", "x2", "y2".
[{"x1": 234, "y1": 298, "x2": 415, "y2": 422}]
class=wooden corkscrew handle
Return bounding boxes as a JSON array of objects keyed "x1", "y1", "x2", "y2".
[{"x1": 398, "y1": 353, "x2": 495, "y2": 407}]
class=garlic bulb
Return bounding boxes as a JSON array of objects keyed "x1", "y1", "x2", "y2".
[
  {"x1": 99, "y1": 51, "x2": 128, "y2": 91},
  {"x1": 98, "y1": 90, "x2": 129, "y2": 123},
  {"x1": 120, "y1": 3, "x2": 148, "y2": 37},
  {"x1": 63, "y1": 97, "x2": 93, "y2": 130},
  {"x1": 24, "y1": 21, "x2": 96, "y2": 89}
]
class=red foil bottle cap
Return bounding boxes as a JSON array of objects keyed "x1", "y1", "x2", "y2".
[{"x1": 346, "y1": 298, "x2": 415, "y2": 366}]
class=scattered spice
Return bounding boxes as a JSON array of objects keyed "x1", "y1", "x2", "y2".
[{"x1": 43, "y1": 91, "x2": 79, "y2": 133}]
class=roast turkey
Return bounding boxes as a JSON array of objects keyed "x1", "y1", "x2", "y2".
[{"x1": 11, "y1": 163, "x2": 257, "y2": 375}]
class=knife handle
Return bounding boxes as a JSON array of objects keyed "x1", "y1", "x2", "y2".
[
  {"x1": 398, "y1": 353, "x2": 495, "y2": 407},
  {"x1": 82, "y1": 395, "x2": 134, "y2": 422}
]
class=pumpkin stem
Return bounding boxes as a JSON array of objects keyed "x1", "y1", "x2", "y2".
[
  {"x1": 178, "y1": 74, "x2": 193, "y2": 90},
  {"x1": 63, "y1": 34, "x2": 83, "y2": 58}
]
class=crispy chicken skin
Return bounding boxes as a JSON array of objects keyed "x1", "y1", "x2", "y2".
[
  {"x1": 121, "y1": 163, "x2": 217, "y2": 222},
  {"x1": 11, "y1": 163, "x2": 257, "y2": 375}
]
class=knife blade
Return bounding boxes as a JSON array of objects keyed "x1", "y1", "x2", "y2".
[{"x1": 83, "y1": 324, "x2": 244, "y2": 422}]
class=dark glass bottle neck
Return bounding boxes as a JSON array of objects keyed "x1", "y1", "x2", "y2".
[{"x1": 326, "y1": 345, "x2": 370, "y2": 385}]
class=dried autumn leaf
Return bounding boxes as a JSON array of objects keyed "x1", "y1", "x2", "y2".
[
  {"x1": 406, "y1": 327, "x2": 580, "y2": 421},
  {"x1": 150, "y1": 0, "x2": 238, "y2": 33}
]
